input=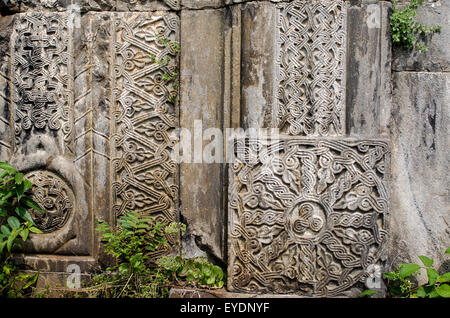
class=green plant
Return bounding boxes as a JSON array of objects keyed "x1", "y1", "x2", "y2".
[
  {"x1": 390, "y1": 0, "x2": 441, "y2": 52},
  {"x1": 80, "y1": 210, "x2": 173, "y2": 298},
  {"x1": 150, "y1": 33, "x2": 180, "y2": 104},
  {"x1": 157, "y1": 256, "x2": 225, "y2": 289},
  {"x1": 156, "y1": 222, "x2": 225, "y2": 289},
  {"x1": 96, "y1": 210, "x2": 167, "y2": 275},
  {"x1": 0, "y1": 162, "x2": 43, "y2": 297},
  {"x1": 360, "y1": 247, "x2": 450, "y2": 298}
]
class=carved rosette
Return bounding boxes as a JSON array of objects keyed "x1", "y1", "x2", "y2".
[
  {"x1": 274, "y1": 0, "x2": 347, "y2": 136},
  {"x1": 24, "y1": 170, "x2": 75, "y2": 233},
  {"x1": 228, "y1": 138, "x2": 390, "y2": 296}
]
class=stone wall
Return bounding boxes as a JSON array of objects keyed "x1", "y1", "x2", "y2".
[{"x1": 0, "y1": 0, "x2": 448, "y2": 296}]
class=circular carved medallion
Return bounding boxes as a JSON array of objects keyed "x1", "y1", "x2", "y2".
[{"x1": 24, "y1": 170, "x2": 74, "y2": 233}]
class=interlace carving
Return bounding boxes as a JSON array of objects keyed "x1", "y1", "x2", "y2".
[
  {"x1": 228, "y1": 138, "x2": 389, "y2": 296},
  {"x1": 24, "y1": 170, "x2": 75, "y2": 233},
  {"x1": 11, "y1": 13, "x2": 73, "y2": 152},
  {"x1": 274, "y1": 0, "x2": 347, "y2": 136},
  {"x1": 111, "y1": 13, "x2": 179, "y2": 254}
]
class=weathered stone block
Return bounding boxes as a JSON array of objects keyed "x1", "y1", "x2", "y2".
[
  {"x1": 228, "y1": 137, "x2": 390, "y2": 296},
  {"x1": 346, "y1": 0, "x2": 392, "y2": 136},
  {"x1": 181, "y1": 0, "x2": 225, "y2": 9},
  {"x1": 390, "y1": 72, "x2": 449, "y2": 277},
  {"x1": 179, "y1": 8, "x2": 227, "y2": 261},
  {"x1": 116, "y1": 0, "x2": 180, "y2": 11}
]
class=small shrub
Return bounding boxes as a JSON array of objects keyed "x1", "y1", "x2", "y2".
[
  {"x1": 0, "y1": 162, "x2": 43, "y2": 297},
  {"x1": 390, "y1": 0, "x2": 441, "y2": 52},
  {"x1": 360, "y1": 247, "x2": 450, "y2": 298}
]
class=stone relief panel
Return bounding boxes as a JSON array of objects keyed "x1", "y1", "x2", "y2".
[
  {"x1": 24, "y1": 170, "x2": 75, "y2": 233},
  {"x1": 11, "y1": 12, "x2": 73, "y2": 155},
  {"x1": 111, "y1": 12, "x2": 179, "y2": 256},
  {"x1": 228, "y1": 138, "x2": 390, "y2": 296},
  {"x1": 273, "y1": 0, "x2": 347, "y2": 136}
]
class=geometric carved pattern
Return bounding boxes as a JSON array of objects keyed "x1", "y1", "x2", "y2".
[
  {"x1": 274, "y1": 0, "x2": 347, "y2": 136},
  {"x1": 228, "y1": 138, "x2": 389, "y2": 296},
  {"x1": 24, "y1": 170, "x2": 75, "y2": 233},
  {"x1": 11, "y1": 13, "x2": 73, "y2": 152},
  {"x1": 111, "y1": 13, "x2": 179, "y2": 254}
]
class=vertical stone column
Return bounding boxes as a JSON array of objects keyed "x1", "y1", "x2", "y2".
[{"x1": 179, "y1": 8, "x2": 227, "y2": 261}]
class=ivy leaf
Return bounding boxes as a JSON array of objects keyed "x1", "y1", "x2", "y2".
[
  {"x1": 418, "y1": 255, "x2": 433, "y2": 268},
  {"x1": 399, "y1": 263, "x2": 421, "y2": 279},
  {"x1": 435, "y1": 284, "x2": 450, "y2": 298}
]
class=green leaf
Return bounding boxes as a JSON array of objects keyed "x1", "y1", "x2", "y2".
[
  {"x1": 20, "y1": 228, "x2": 29, "y2": 242},
  {"x1": 15, "y1": 181, "x2": 25, "y2": 200},
  {"x1": 418, "y1": 255, "x2": 433, "y2": 267},
  {"x1": 23, "y1": 179, "x2": 33, "y2": 192},
  {"x1": 437, "y1": 273, "x2": 450, "y2": 283},
  {"x1": 29, "y1": 226, "x2": 43, "y2": 234},
  {"x1": 399, "y1": 263, "x2": 421, "y2": 279},
  {"x1": 359, "y1": 289, "x2": 377, "y2": 297},
  {"x1": 445, "y1": 247, "x2": 450, "y2": 254},
  {"x1": 383, "y1": 271, "x2": 397, "y2": 280},
  {"x1": 1, "y1": 225, "x2": 11, "y2": 235},
  {"x1": 14, "y1": 172, "x2": 23, "y2": 184},
  {"x1": 22, "y1": 272, "x2": 39, "y2": 290},
  {"x1": 0, "y1": 207, "x2": 7, "y2": 217},
  {"x1": 7, "y1": 216, "x2": 21, "y2": 229},
  {"x1": 21, "y1": 197, "x2": 44, "y2": 213},
  {"x1": 15, "y1": 205, "x2": 34, "y2": 223},
  {"x1": 435, "y1": 284, "x2": 450, "y2": 298},
  {"x1": 416, "y1": 286, "x2": 426, "y2": 298},
  {"x1": 426, "y1": 268, "x2": 439, "y2": 285},
  {"x1": 0, "y1": 162, "x2": 16, "y2": 174}
]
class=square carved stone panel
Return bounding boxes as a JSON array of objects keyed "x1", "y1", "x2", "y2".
[
  {"x1": 273, "y1": 0, "x2": 347, "y2": 136},
  {"x1": 228, "y1": 138, "x2": 390, "y2": 296}
]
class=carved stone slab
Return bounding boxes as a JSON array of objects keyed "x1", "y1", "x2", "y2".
[
  {"x1": 111, "y1": 12, "x2": 180, "y2": 256},
  {"x1": 11, "y1": 12, "x2": 74, "y2": 155},
  {"x1": 273, "y1": 0, "x2": 347, "y2": 136},
  {"x1": 228, "y1": 138, "x2": 390, "y2": 296}
]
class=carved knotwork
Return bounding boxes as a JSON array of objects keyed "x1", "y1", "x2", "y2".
[
  {"x1": 274, "y1": 0, "x2": 347, "y2": 136},
  {"x1": 229, "y1": 138, "x2": 390, "y2": 296},
  {"x1": 24, "y1": 170, "x2": 74, "y2": 233}
]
